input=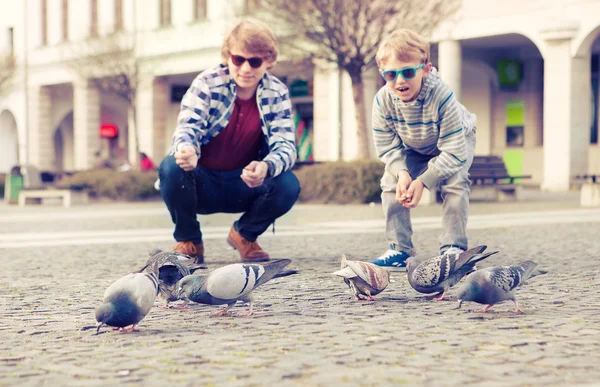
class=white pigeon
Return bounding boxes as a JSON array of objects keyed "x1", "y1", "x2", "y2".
[
  {"x1": 332, "y1": 254, "x2": 390, "y2": 301},
  {"x1": 177, "y1": 259, "x2": 292, "y2": 316}
]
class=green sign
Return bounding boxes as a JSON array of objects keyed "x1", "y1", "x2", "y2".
[{"x1": 498, "y1": 60, "x2": 521, "y2": 86}]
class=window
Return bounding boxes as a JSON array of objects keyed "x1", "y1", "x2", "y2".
[
  {"x1": 7, "y1": 27, "x2": 14, "y2": 55},
  {"x1": 90, "y1": 0, "x2": 98, "y2": 37},
  {"x1": 41, "y1": 0, "x2": 47, "y2": 45},
  {"x1": 193, "y1": 0, "x2": 207, "y2": 21},
  {"x1": 62, "y1": 0, "x2": 69, "y2": 41},
  {"x1": 159, "y1": 0, "x2": 171, "y2": 27},
  {"x1": 115, "y1": 0, "x2": 123, "y2": 32},
  {"x1": 245, "y1": 0, "x2": 261, "y2": 12}
]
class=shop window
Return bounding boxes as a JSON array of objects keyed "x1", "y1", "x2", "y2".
[
  {"x1": 506, "y1": 100, "x2": 524, "y2": 147},
  {"x1": 159, "y1": 0, "x2": 171, "y2": 27},
  {"x1": 41, "y1": 0, "x2": 47, "y2": 45},
  {"x1": 90, "y1": 0, "x2": 98, "y2": 37},
  {"x1": 115, "y1": 0, "x2": 124, "y2": 32},
  {"x1": 62, "y1": 0, "x2": 69, "y2": 41},
  {"x1": 194, "y1": 0, "x2": 207, "y2": 21}
]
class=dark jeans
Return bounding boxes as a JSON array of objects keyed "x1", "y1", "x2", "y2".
[{"x1": 158, "y1": 155, "x2": 301, "y2": 243}]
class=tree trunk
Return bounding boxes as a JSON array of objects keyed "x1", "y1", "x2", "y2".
[{"x1": 348, "y1": 70, "x2": 370, "y2": 160}]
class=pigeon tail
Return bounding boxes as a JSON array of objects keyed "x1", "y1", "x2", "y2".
[
  {"x1": 518, "y1": 260, "x2": 538, "y2": 281},
  {"x1": 254, "y1": 259, "x2": 291, "y2": 288},
  {"x1": 454, "y1": 245, "x2": 488, "y2": 268}
]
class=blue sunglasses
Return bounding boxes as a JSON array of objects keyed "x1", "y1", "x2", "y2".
[{"x1": 381, "y1": 64, "x2": 425, "y2": 82}]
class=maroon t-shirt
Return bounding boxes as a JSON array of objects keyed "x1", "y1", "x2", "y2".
[{"x1": 199, "y1": 96, "x2": 263, "y2": 171}]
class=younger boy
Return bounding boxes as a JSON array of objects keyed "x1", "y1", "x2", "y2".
[{"x1": 371, "y1": 29, "x2": 476, "y2": 268}]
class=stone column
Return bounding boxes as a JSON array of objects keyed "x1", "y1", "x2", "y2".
[
  {"x1": 27, "y1": 85, "x2": 53, "y2": 168},
  {"x1": 73, "y1": 79, "x2": 100, "y2": 170},
  {"x1": 437, "y1": 40, "x2": 462, "y2": 99},
  {"x1": 135, "y1": 75, "x2": 169, "y2": 162},
  {"x1": 540, "y1": 25, "x2": 590, "y2": 191},
  {"x1": 312, "y1": 60, "x2": 341, "y2": 161}
]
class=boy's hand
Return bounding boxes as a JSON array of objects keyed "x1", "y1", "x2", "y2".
[
  {"x1": 403, "y1": 179, "x2": 425, "y2": 208},
  {"x1": 175, "y1": 145, "x2": 198, "y2": 171},
  {"x1": 396, "y1": 170, "x2": 413, "y2": 203},
  {"x1": 241, "y1": 161, "x2": 268, "y2": 188}
]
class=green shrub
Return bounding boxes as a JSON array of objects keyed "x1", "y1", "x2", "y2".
[
  {"x1": 294, "y1": 160, "x2": 384, "y2": 204},
  {"x1": 56, "y1": 169, "x2": 160, "y2": 201}
]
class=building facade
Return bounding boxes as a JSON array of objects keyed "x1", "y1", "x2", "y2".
[{"x1": 0, "y1": 0, "x2": 599, "y2": 191}]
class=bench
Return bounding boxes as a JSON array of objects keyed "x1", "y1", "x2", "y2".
[
  {"x1": 422, "y1": 155, "x2": 532, "y2": 204},
  {"x1": 18, "y1": 188, "x2": 89, "y2": 208},
  {"x1": 576, "y1": 174, "x2": 600, "y2": 207}
]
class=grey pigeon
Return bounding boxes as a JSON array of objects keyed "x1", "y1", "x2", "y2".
[
  {"x1": 332, "y1": 254, "x2": 390, "y2": 301},
  {"x1": 177, "y1": 259, "x2": 291, "y2": 316},
  {"x1": 95, "y1": 261, "x2": 159, "y2": 334},
  {"x1": 456, "y1": 260, "x2": 538, "y2": 313},
  {"x1": 138, "y1": 248, "x2": 205, "y2": 308},
  {"x1": 406, "y1": 245, "x2": 498, "y2": 301}
]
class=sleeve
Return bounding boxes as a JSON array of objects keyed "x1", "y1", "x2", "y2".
[
  {"x1": 170, "y1": 75, "x2": 212, "y2": 158},
  {"x1": 371, "y1": 91, "x2": 407, "y2": 177},
  {"x1": 261, "y1": 86, "x2": 297, "y2": 178},
  {"x1": 418, "y1": 91, "x2": 469, "y2": 189}
]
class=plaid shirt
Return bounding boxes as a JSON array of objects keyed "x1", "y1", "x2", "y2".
[{"x1": 170, "y1": 64, "x2": 297, "y2": 178}]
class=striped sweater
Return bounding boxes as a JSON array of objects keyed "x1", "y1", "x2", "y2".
[
  {"x1": 170, "y1": 64, "x2": 297, "y2": 178},
  {"x1": 372, "y1": 67, "x2": 476, "y2": 189}
]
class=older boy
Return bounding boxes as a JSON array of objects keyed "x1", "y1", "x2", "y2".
[
  {"x1": 158, "y1": 19, "x2": 300, "y2": 264},
  {"x1": 371, "y1": 29, "x2": 476, "y2": 268}
]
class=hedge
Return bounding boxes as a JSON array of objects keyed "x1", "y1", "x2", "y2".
[{"x1": 47, "y1": 161, "x2": 385, "y2": 204}]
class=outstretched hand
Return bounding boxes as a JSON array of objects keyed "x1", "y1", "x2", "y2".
[{"x1": 241, "y1": 161, "x2": 268, "y2": 188}]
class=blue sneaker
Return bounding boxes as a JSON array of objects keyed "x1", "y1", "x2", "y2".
[{"x1": 372, "y1": 248, "x2": 411, "y2": 268}]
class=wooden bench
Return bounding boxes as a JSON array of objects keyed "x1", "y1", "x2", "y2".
[
  {"x1": 422, "y1": 155, "x2": 532, "y2": 204},
  {"x1": 18, "y1": 188, "x2": 89, "y2": 208},
  {"x1": 576, "y1": 174, "x2": 600, "y2": 207}
]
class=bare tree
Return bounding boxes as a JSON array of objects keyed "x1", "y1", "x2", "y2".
[
  {"x1": 252, "y1": 0, "x2": 461, "y2": 159},
  {"x1": 0, "y1": 54, "x2": 16, "y2": 97},
  {"x1": 63, "y1": 34, "x2": 141, "y2": 168}
]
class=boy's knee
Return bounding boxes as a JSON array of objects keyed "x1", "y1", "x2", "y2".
[
  {"x1": 159, "y1": 155, "x2": 185, "y2": 180},
  {"x1": 273, "y1": 171, "x2": 301, "y2": 203}
]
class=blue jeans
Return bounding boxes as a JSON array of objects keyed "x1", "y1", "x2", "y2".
[
  {"x1": 380, "y1": 138, "x2": 475, "y2": 256},
  {"x1": 158, "y1": 155, "x2": 301, "y2": 243}
]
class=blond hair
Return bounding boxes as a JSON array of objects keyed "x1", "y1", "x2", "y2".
[
  {"x1": 221, "y1": 19, "x2": 278, "y2": 65},
  {"x1": 376, "y1": 29, "x2": 430, "y2": 67}
]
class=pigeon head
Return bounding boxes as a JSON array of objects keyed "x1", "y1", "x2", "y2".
[
  {"x1": 177, "y1": 274, "x2": 206, "y2": 298},
  {"x1": 406, "y1": 257, "x2": 419, "y2": 273},
  {"x1": 95, "y1": 303, "x2": 115, "y2": 334},
  {"x1": 456, "y1": 280, "x2": 483, "y2": 307}
]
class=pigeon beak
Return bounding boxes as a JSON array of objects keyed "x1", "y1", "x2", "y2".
[{"x1": 96, "y1": 322, "x2": 104, "y2": 335}]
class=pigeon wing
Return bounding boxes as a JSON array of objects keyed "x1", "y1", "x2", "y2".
[{"x1": 344, "y1": 260, "x2": 390, "y2": 292}]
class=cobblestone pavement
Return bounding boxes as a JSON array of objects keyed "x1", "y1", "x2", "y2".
[{"x1": 0, "y1": 197, "x2": 599, "y2": 386}]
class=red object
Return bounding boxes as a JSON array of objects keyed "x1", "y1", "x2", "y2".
[
  {"x1": 140, "y1": 155, "x2": 157, "y2": 171},
  {"x1": 198, "y1": 96, "x2": 262, "y2": 171},
  {"x1": 100, "y1": 124, "x2": 118, "y2": 138}
]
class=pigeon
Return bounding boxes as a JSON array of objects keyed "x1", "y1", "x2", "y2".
[
  {"x1": 95, "y1": 261, "x2": 159, "y2": 334},
  {"x1": 332, "y1": 254, "x2": 390, "y2": 301},
  {"x1": 406, "y1": 245, "x2": 498, "y2": 301},
  {"x1": 138, "y1": 248, "x2": 205, "y2": 308},
  {"x1": 456, "y1": 260, "x2": 538, "y2": 313},
  {"x1": 177, "y1": 259, "x2": 292, "y2": 316}
]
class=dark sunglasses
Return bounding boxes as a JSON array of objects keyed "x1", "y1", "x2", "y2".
[
  {"x1": 230, "y1": 54, "x2": 264, "y2": 69},
  {"x1": 381, "y1": 64, "x2": 425, "y2": 82}
]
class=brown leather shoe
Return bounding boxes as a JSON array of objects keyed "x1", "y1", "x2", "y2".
[
  {"x1": 226, "y1": 225, "x2": 270, "y2": 262},
  {"x1": 173, "y1": 241, "x2": 205, "y2": 264}
]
